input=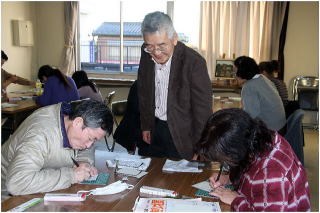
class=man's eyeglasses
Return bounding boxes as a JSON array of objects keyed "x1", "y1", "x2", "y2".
[{"x1": 143, "y1": 43, "x2": 169, "y2": 54}]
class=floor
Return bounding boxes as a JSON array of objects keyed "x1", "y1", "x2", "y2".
[{"x1": 95, "y1": 127, "x2": 319, "y2": 211}]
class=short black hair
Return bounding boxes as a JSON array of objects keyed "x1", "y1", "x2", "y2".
[
  {"x1": 258, "y1": 61, "x2": 273, "y2": 74},
  {"x1": 234, "y1": 56, "x2": 259, "y2": 80},
  {"x1": 270, "y1": 60, "x2": 279, "y2": 72},
  {"x1": 1, "y1": 50, "x2": 8, "y2": 61},
  {"x1": 69, "y1": 99, "x2": 113, "y2": 135}
]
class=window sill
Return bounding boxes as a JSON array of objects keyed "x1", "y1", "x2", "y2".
[{"x1": 88, "y1": 73, "x2": 136, "y2": 87}]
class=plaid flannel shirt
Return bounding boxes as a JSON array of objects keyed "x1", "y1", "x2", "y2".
[{"x1": 231, "y1": 133, "x2": 311, "y2": 211}]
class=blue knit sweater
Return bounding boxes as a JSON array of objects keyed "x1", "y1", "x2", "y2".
[{"x1": 35, "y1": 76, "x2": 79, "y2": 106}]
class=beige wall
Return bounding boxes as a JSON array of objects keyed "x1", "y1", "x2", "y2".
[
  {"x1": 36, "y1": 2, "x2": 64, "y2": 68},
  {"x1": 1, "y1": 1, "x2": 64, "y2": 93},
  {"x1": 284, "y1": 1, "x2": 319, "y2": 99},
  {"x1": 1, "y1": 1, "x2": 37, "y2": 92}
]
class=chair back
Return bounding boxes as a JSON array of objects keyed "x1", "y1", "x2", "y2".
[
  {"x1": 292, "y1": 76, "x2": 318, "y2": 101},
  {"x1": 104, "y1": 91, "x2": 116, "y2": 107},
  {"x1": 112, "y1": 100, "x2": 127, "y2": 116},
  {"x1": 284, "y1": 109, "x2": 305, "y2": 165},
  {"x1": 103, "y1": 91, "x2": 117, "y2": 152}
]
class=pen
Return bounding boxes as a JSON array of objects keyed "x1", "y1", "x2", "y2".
[
  {"x1": 114, "y1": 160, "x2": 118, "y2": 175},
  {"x1": 71, "y1": 157, "x2": 79, "y2": 167},
  {"x1": 210, "y1": 164, "x2": 223, "y2": 193},
  {"x1": 215, "y1": 164, "x2": 223, "y2": 182}
]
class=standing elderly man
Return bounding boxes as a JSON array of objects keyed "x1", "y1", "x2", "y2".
[
  {"x1": 138, "y1": 11, "x2": 212, "y2": 159},
  {"x1": 1, "y1": 99, "x2": 113, "y2": 198}
]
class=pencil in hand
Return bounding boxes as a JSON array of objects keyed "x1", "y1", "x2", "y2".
[
  {"x1": 71, "y1": 157, "x2": 79, "y2": 167},
  {"x1": 215, "y1": 164, "x2": 223, "y2": 182}
]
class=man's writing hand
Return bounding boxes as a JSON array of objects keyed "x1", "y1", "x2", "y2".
[
  {"x1": 78, "y1": 162, "x2": 98, "y2": 177},
  {"x1": 73, "y1": 163, "x2": 91, "y2": 183}
]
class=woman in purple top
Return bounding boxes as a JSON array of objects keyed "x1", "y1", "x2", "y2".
[{"x1": 35, "y1": 65, "x2": 79, "y2": 106}]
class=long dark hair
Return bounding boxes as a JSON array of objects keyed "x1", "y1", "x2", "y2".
[
  {"x1": 72, "y1": 70, "x2": 97, "y2": 93},
  {"x1": 194, "y1": 108, "x2": 273, "y2": 189},
  {"x1": 38, "y1": 65, "x2": 71, "y2": 88}
]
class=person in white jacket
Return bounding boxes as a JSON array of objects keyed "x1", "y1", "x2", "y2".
[{"x1": 1, "y1": 99, "x2": 113, "y2": 199}]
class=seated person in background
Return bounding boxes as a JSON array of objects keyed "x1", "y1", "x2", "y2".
[
  {"x1": 72, "y1": 70, "x2": 103, "y2": 102},
  {"x1": 194, "y1": 108, "x2": 310, "y2": 211},
  {"x1": 1, "y1": 99, "x2": 113, "y2": 197},
  {"x1": 113, "y1": 80, "x2": 149, "y2": 155},
  {"x1": 1, "y1": 50, "x2": 35, "y2": 101},
  {"x1": 270, "y1": 60, "x2": 300, "y2": 118},
  {"x1": 234, "y1": 56, "x2": 286, "y2": 135},
  {"x1": 258, "y1": 61, "x2": 289, "y2": 106},
  {"x1": 36, "y1": 65, "x2": 79, "y2": 106}
]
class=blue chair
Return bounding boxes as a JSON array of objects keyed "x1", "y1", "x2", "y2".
[{"x1": 284, "y1": 109, "x2": 305, "y2": 165}]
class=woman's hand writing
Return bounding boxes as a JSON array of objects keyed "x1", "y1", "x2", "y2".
[
  {"x1": 210, "y1": 187, "x2": 238, "y2": 205},
  {"x1": 209, "y1": 173, "x2": 231, "y2": 188}
]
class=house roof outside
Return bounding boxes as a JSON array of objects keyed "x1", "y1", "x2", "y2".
[
  {"x1": 93, "y1": 22, "x2": 142, "y2": 37},
  {"x1": 92, "y1": 22, "x2": 189, "y2": 42}
]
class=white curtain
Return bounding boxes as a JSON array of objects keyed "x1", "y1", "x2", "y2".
[
  {"x1": 199, "y1": 1, "x2": 287, "y2": 78},
  {"x1": 60, "y1": 1, "x2": 79, "y2": 76}
]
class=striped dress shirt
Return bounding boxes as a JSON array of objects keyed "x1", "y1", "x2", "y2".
[
  {"x1": 231, "y1": 133, "x2": 311, "y2": 211},
  {"x1": 154, "y1": 56, "x2": 172, "y2": 121}
]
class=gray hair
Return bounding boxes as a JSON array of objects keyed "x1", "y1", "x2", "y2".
[
  {"x1": 141, "y1": 11, "x2": 176, "y2": 39},
  {"x1": 69, "y1": 99, "x2": 113, "y2": 135}
]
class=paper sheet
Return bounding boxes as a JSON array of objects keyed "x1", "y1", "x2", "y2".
[
  {"x1": 192, "y1": 180, "x2": 211, "y2": 192},
  {"x1": 162, "y1": 159, "x2": 203, "y2": 173},
  {"x1": 106, "y1": 157, "x2": 151, "y2": 171},
  {"x1": 2, "y1": 103, "x2": 18, "y2": 108},
  {"x1": 116, "y1": 168, "x2": 148, "y2": 178},
  {"x1": 192, "y1": 180, "x2": 235, "y2": 192},
  {"x1": 87, "y1": 175, "x2": 98, "y2": 181}
]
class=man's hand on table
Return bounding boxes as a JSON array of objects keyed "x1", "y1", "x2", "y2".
[{"x1": 73, "y1": 162, "x2": 98, "y2": 183}]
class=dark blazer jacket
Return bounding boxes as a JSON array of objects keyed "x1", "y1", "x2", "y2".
[
  {"x1": 113, "y1": 80, "x2": 149, "y2": 154},
  {"x1": 137, "y1": 41, "x2": 212, "y2": 159}
]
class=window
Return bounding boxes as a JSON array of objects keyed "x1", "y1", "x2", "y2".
[
  {"x1": 79, "y1": 1, "x2": 120, "y2": 73},
  {"x1": 173, "y1": 1, "x2": 200, "y2": 49},
  {"x1": 79, "y1": 1, "x2": 166, "y2": 74},
  {"x1": 79, "y1": 1, "x2": 202, "y2": 75}
]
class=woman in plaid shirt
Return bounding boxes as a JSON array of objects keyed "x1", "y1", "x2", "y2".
[{"x1": 195, "y1": 108, "x2": 310, "y2": 211}]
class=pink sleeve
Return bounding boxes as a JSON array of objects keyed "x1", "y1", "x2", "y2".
[{"x1": 231, "y1": 194, "x2": 254, "y2": 211}]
